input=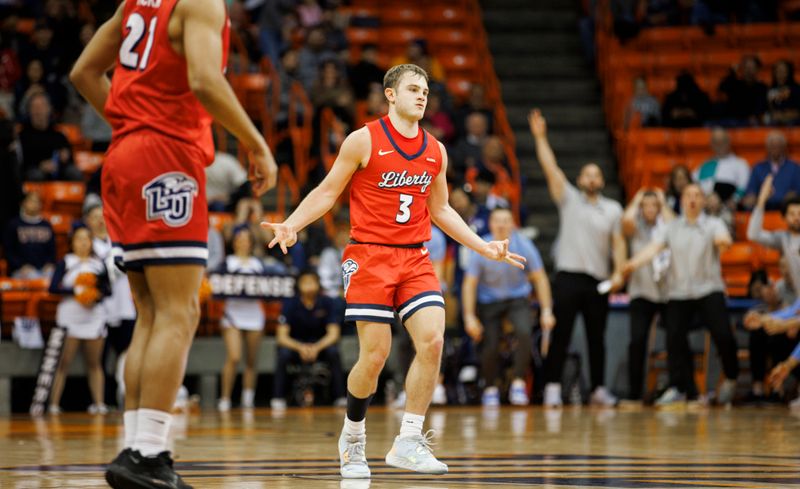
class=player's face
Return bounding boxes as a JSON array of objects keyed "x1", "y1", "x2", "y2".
[
  {"x1": 388, "y1": 73, "x2": 428, "y2": 121},
  {"x1": 72, "y1": 228, "x2": 92, "y2": 257},
  {"x1": 785, "y1": 205, "x2": 800, "y2": 232},
  {"x1": 489, "y1": 210, "x2": 514, "y2": 240}
]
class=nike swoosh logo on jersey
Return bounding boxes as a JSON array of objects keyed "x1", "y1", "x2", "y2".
[
  {"x1": 378, "y1": 149, "x2": 395, "y2": 156},
  {"x1": 426, "y1": 157, "x2": 436, "y2": 163},
  {"x1": 421, "y1": 248, "x2": 429, "y2": 255}
]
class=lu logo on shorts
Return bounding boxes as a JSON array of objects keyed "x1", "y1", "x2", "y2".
[
  {"x1": 342, "y1": 259, "x2": 359, "y2": 296},
  {"x1": 142, "y1": 172, "x2": 198, "y2": 227}
]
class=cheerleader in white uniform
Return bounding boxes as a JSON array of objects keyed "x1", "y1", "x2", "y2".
[
  {"x1": 48, "y1": 226, "x2": 111, "y2": 414},
  {"x1": 218, "y1": 226, "x2": 266, "y2": 411}
]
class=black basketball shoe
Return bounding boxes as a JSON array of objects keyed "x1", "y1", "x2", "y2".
[{"x1": 105, "y1": 449, "x2": 193, "y2": 489}]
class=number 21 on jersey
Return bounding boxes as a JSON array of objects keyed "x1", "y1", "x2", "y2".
[{"x1": 120, "y1": 13, "x2": 157, "y2": 70}]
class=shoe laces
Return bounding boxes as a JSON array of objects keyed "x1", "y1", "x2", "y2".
[
  {"x1": 345, "y1": 435, "x2": 367, "y2": 464},
  {"x1": 414, "y1": 430, "x2": 437, "y2": 455}
]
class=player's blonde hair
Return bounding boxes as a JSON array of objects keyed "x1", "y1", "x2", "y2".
[{"x1": 383, "y1": 64, "x2": 429, "y2": 90}]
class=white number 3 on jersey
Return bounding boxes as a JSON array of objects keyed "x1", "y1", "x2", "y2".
[{"x1": 396, "y1": 194, "x2": 413, "y2": 224}]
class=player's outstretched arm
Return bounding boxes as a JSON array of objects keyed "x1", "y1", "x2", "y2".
[
  {"x1": 427, "y1": 142, "x2": 526, "y2": 270},
  {"x1": 180, "y1": 0, "x2": 276, "y2": 194},
  {"x1": 69, "y1": 2, "x2": 124, "y2": 117},
  {"x1": 262, "y1": 128, "x2": 368, "y2": 253}
]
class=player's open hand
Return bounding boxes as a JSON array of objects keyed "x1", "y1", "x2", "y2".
[
  {"x1": 248, "y1": 147, "x2": 278, "y2": 196},
  {"x1": 482, "y1": 239, "x2": 526, "y2": 269},
  {"x1": 261, "y1": 221, "x2": 297, "y2": 254}
]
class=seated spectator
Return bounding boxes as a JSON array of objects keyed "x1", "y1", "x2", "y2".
[
  {"x1": 423, "y1": 90, "x2": 455, "y2": 144},
  {"x1": 48, "y1": 226, "x2": 110, "y2": 415},
  {"x1": 472, "y1": 169, "x2": 509, "y2": 221},
  {"x1": 743, "y1": 271, "x2": 799, "y2": 403},
  {"x1": 717, "y1": 55, "x2": 768, "y2": 124},
  {"x1": 450, "y1": 112, "x2": 489, "y2": 177},
  {"x1": 206, "y1": 151, "x2": 248, "y2": 212},
  {"x1": 741, "y1": 131, "x2": 800, "y2": 210},
  {"x1": 318, "y1": 6, "x2": 348, "y2": 55},
  {"x1": 625, "y1": 76, "x2": 661, "y2": 128},
  {"x1": 767, "y1": 60, "x2": 800, "y2": 125},
  {"x1": 310, "y1": 60, "x2": 353, "y2": 119},
  {"x1": 478, "y1": 136, "x2": 516, "y2": 204},
  {"x1": 391, "y1": 39, "x2": 445, "y2": 82},
  {"x1": 665, "y1": 164, "x2": 693, "y2": 214},
  {"x1": 276, "y1": 48, "x2": 305, "y2": 128},
  {"x1": 273, "y1": 270, "x2": 345, "y2": 408},
  {"x1": 18, "y1": 20, "x2": 65, "y2": 79},
  {"x1": 14, "y1": 58, "x2": 66, "y2": 120},
  {"x1": 348, "y1": 44, "x2": 383, "y2": 101},
  {"x1": 454, "y1": 83, "x2": 493, "y2": 139},
  {"x1": 3, "y1": 191, "x2": 56, "y2": 278},
  {"x1": 217, "y1": 227, "x2": 267, "y2": 412},
  {"x1": 462, "y1": 207, "x2": 553, "y2": 406},
  {"x1": 18, "y1": 92, "x2": 81, "y2": 181},
  {"x1": 662, "y1": 72, "x2": 711, "y2": 127},
  {"x1": 297, "y1": 27, "x2": 335, "y2": 93},
  {"x1": 693, "y1": 127, "x2": 750, "y2": 204}
]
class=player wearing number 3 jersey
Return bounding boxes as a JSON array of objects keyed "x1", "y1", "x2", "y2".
[
  {"x1": 262, "y1": 64, "x2": 526, "y2": 480},
  {"x1": 70, "y1": 0, "x2": 277, "y2": 487}
]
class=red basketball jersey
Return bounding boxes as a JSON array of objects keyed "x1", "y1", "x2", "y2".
[
  {"x1": 104, "y1": 0, "x2": 230, "y2": 164},
  {"x1": 349, "y1": 116, "x2": 443, "y2": 245}
]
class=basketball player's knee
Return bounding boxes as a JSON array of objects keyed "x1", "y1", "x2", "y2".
[
  {"x1": 362, "y1": 346, "x2": 390, "y2": 375},
  {"x1": 416, "y1": 333, "x2": 444, "y2": 360}
]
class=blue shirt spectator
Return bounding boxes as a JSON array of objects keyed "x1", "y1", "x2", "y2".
[
  {"x1": 466, "y1": 231, "x2": 544, "y2": 303},
  {"x1": 280, "y1": 292, "x2": 342, "y2": 342},
  {"x1": 742, "y1": 131, "x2": 800, "y2": 210},
  {"x1": 4, "y1": 191, "x2": 56, "y2": 278},
  {"x1": 425, "y1": 226, "x2": 447, "y2": 262}
]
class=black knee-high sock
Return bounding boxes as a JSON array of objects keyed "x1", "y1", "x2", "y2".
[{"x1": 346, "y1": 391, "x2": 373, "y2": 422}]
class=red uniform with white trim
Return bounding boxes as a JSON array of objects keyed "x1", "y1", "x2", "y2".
[
  {"x1": 102, "y1": 0, "x2": 229, "y2": 270},
  {"x1": 342, "y1": 116, "x2": 445, "y2": 324}
]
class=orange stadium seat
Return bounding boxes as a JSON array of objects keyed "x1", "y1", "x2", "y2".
[
  {"x1": 446, "y1": 78, "x2": 474, "y2": 102},
  {"x1": 16, "y1": 18, "x2": 36, "y2": 35},
  {"x1": 425, "y1": 6, "x2": 467, "y2": 26},
  {"x1": 438, "y1": 52, "x2": 479, "y2": 77},
  {"x1": 346, "y1": 27, "x2": 380, "y2": 46},
  {"x1": 380, "y1": 27, "x2": 426, "y2": 47},
  {"x1": 0, "y1": 291, "x2": 36, "y2": 337},
  {"x1": 428, "y1": 28, "x2": 470, "y2": 48},
  {"x1": 47, "y1": 182, "x2": 86, "y2": 217},
  {"x1": 55, "y1": 123, "x2": 86, "y2": 150},
  {"x1": 44, "y1": 213, "x2": 74, "y2": 260},
  {"x1": 756, "y1": 245, "x2": 783, "y2": 281},
  {"x1": 73, "y1": 151, "x2": 104, "y2": 174},
  {"x1": 383, "y1": 7, "x2": 424, "y2": 25},
  {"x1": 734, "y1": 24, "x2": 783, "y2": 48},
  {"x1": 721, "y1": 242, "x2": 756, "y2": 297}
]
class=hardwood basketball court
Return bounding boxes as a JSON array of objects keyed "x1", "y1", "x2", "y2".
[{"x1": 2, "y1": 405, "x2": 799, "y2": 488}]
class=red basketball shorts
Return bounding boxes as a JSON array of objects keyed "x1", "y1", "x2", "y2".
[
  {"x1": 102, "y1": 130, "x2": 209, "y2": 270},
  {"x1": 342, "y1": 243, "x2": 444, "y2": 324}
]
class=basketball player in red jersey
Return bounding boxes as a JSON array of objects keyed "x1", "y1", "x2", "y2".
[
  {"x1": 70, "y1": 0, "x2": 277, "y2": 487},
  {"x1": 263, "y1": 64, "x2": 525, "y2": 478}
]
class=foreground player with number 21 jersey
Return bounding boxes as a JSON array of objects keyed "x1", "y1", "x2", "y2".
[
  {"x1": 70, "y1": 0, "x2": 277, "y2": 487},
  {"x1": 263, "y1": 64, "x2": 526, "y2": 479}
]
